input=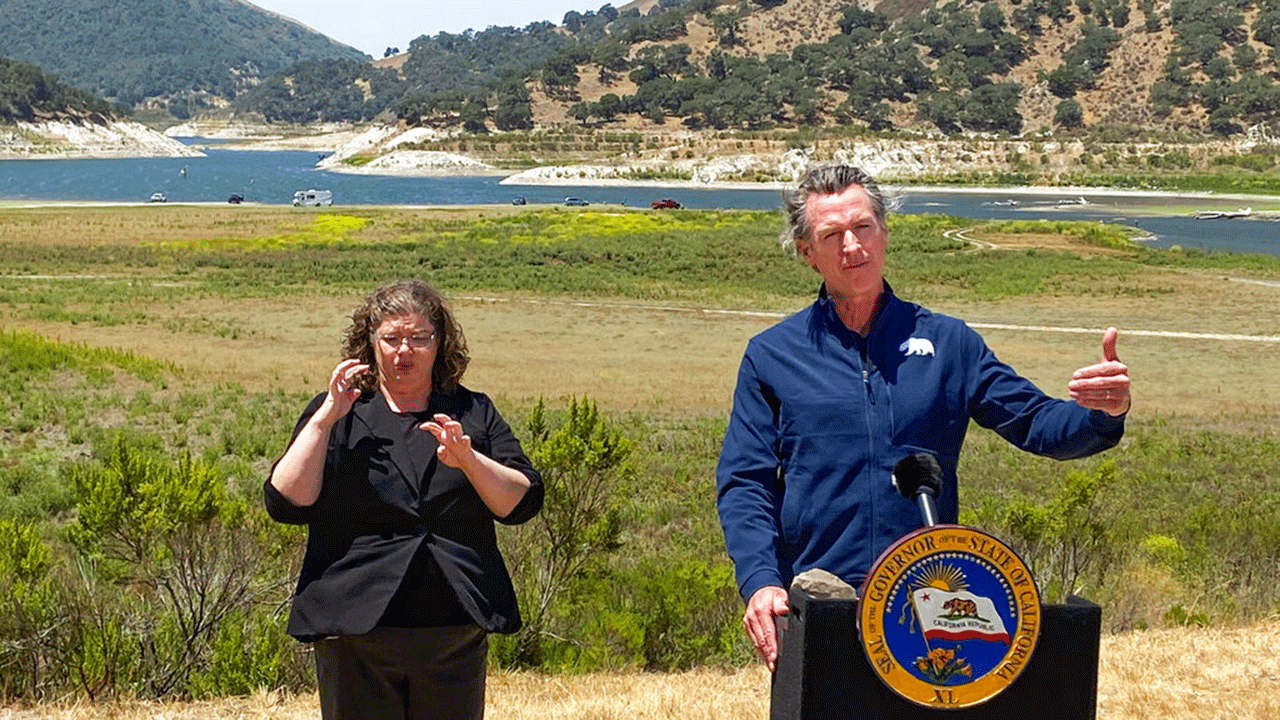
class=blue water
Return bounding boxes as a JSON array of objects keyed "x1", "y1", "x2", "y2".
[
  {"x1": 896, "y1": 192, "x2": 1280, "y2": 257},
  {"x1": 0, "y1": 146, "x2": 792, "y2": 207},
  {"x1": 2, "y1": 144, "x2": 1278, "y2": 258}
]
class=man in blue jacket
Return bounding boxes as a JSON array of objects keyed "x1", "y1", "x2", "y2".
[{"x1": 715, "y1": 164, "x2": 1131, "y2": 671}]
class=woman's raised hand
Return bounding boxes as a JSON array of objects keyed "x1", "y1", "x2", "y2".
[{"x1": 318, "y1": 359, "x2": 370, "y2": 425}]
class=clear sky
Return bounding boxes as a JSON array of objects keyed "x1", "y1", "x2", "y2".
[{"x1": 248, "y1": 0, "x2": 602, "y2": 57}]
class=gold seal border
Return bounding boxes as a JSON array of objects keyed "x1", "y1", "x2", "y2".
[{"x1": 857, "y1": 525, "x2": 1042, "y2": 709}]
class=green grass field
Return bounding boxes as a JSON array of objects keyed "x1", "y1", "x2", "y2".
[{"x1": 1, "y1": 204, "x2": 1278, "y2": 701}]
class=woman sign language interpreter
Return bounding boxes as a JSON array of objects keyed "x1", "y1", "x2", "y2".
[{"x1": 265, "y1": 279, "x2": 543, "y2": 720}]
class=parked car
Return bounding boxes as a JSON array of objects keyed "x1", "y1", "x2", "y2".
[
  {"x1": 149, "y1": 192, "x2": 166, "y2": 203},
  {"x1": 227, "y1": 193, "x2": 244, "y2": 204},
  {"x1": 293, "y1": 189, "x2": 333, "y2": 206},
  {"x1": 563, "y1": 197, "x2": 589, "y2": 206},
  {"x1": 651, "y1": 198, "x2": 682, "y2": 209},
  {"x1": 511, "y1": 196, "x2": 527, "y2": 206}
]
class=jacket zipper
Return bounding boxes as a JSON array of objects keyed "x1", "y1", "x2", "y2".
[{"x1": 861, "y1": 350, "x2": 875, "y2": 405}]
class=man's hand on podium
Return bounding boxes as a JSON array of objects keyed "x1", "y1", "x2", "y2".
[{"x1": 745, "y1": 585, "x2": 790, "y2": 672}]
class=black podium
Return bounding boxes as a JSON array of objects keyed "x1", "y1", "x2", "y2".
[{"x1": 770, "y1": 588, "x2": 1102, "y2": 720}]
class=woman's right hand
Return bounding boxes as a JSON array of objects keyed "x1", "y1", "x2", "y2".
[
  {"x1": 315, "y1": 359, "x2": 370, "y2": 426},
  {"x1": 269, "y1": 358, "x2": 369, "y2": 509}
]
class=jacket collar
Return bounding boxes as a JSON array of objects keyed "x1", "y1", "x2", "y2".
[{"x1": 814, "y1": 280, "x2": 898, "y2": 347}]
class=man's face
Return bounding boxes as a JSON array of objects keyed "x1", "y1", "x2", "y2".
[{"x1": 798, "y1": 184, "x2": 888, "y2": 301}]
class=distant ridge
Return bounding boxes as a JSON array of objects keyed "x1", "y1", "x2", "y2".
[
  {"x1": 0, "y1": 0, "x2": 368, "y2": 109},
  {"x1": 5, "y1": 0, "x2": 1280, "y2": 139}
]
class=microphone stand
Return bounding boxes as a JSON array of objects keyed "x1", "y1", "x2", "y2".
[
  {"x1": 892, "y1": 451, "x2": 943, "y2": 529},
  {"x1": 916, "y1": 488, "x2": 939, "y2": 528}
]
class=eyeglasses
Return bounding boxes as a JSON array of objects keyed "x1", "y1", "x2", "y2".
[{"x1": 377, "y1": 331, "x2": 436, "y2": 349}]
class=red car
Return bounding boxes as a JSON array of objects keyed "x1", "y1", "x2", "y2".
[{"x1": 651, "y1": 198, "x2": 682, "y2": 209}]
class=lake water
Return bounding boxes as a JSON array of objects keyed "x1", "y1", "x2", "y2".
[{"x1": 2, "y1": 144, "x2": 1278, "y2": 258}]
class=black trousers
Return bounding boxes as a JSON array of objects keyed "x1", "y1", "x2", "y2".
[{"x1": 314, "y1": 625, "x2": 488, "y2": 720}]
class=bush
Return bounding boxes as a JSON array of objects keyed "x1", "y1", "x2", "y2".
[
  {"x1": 187, "y1": 611, "x2": 304, "y2": 697},
  {"x1": 497, "y1": 397, "x2": 634, "y2": 668},
  {"x1": 0, "y1": 519, "x2": 59, "y2": 699},
  {"x1": 1054, "y1": 98, "x2": 1084, "y2": 127},
  {"x1": 633, "y1": 559, "x2": 741, "y2": 670},
  {"x1": 971, "y1": 460, "x2": 1119, "y2": 603},
  {"x1": 60, "y1": 436, "x2": 293, "y2": 697}
]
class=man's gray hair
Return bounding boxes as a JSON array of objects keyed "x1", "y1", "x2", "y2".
[{"x1": 780, "y1": 164, "x2": 887, "y2": 255}]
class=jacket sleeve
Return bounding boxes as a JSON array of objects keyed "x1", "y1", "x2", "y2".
[
  {"x1": 966, "y1": 332, "x2": 1125, "y2": 460},
  {"x1": 262, "y1": 393, "x2": 328, "y2": 525},
  {"x1": 715, "y1": 351, "x2": 786, "y2": 602},
  {"x1": 475, "y1": 393, "x2": 544, "y2": 525}
]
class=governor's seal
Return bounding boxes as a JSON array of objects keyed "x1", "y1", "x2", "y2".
[{"x1": 857, "y1": 525, "x2": 1041, "y2": 709}]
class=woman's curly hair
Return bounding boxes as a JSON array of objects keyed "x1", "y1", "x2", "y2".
[{"x1": 341, "y1": 279, "x2": 470, "y2": 393}]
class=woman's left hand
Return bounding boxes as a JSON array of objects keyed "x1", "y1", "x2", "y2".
[
  {"x1": 422, "y1": 413, "x2": 532, "y2": 518},
  {"x1": 422, "y1": 414, "x2": 477, "y2": 470}
]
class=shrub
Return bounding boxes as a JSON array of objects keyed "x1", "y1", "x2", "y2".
[
  {"x1": 187, "y1": 611, "x2": 304, "y2": 697},
  {"x1": 0, "y1": 519, "x2": 59, "y2": 699},
  {"x1": 496, "y1": 397, "x2": 635, "y2": 668},
  {"x1": 64, "y1": 436, "x2": 287, "y2": 697},
  {"x1": 1054, "y1": 98, "x2": 1084, "y2": 127},
  {"x1": 967, "y1": 460, "x2": 1119, "y2": 603}
]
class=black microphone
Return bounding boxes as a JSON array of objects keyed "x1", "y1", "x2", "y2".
[{"x1": 892, "y1": 452, "x2": 943, "y2": 528}]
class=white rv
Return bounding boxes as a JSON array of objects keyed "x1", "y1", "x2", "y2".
[{"x1": 293, "y1": 189, "x2": 333, "y2": 206}]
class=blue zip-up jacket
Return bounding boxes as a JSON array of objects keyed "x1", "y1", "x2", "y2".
[{"x1": 715, "y1": 284, "x2": 1125, "y2": 602}]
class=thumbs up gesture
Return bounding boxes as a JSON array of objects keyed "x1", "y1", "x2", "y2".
[{"x1": 1068, "y1": 327, "x2": 1131, "y2": 416}]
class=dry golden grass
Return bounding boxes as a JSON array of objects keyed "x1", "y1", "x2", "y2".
[
  {"x1": 2, "y1": 621, "x2": 1276, "y2": 719},
  {"x1": 1097, "y1": 621, "x2": 1280, "y2": 720},
  {"x1": 20, "y1": 275, "x2": 1278, "y2": 421},
  {"x1": 4, "y1": 206, "x2": 1278, "y2": 421},
  {"x1": 13, "y1": 292, "x2": 782, "y2": 414},
  {"x1": 976, "y1": 231, "x2": 1139, "y2": 257}
]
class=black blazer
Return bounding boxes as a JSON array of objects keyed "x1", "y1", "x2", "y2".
[{"x1": 264, "y1": 386, "x2": 543, "y2": 641}]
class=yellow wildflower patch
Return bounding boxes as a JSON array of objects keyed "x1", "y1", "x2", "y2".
[{"x1": 159, "y1": 214, "x2": 371, "y2": 250}]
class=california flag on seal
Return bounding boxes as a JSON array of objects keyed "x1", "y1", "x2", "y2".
[{"x1": 911, "y1": 588, "x2": 1011, "y2": 645}]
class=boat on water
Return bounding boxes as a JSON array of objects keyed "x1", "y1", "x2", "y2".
[{"x1": 1194, "y1": 207, "x2": 1252, "y2": 220}]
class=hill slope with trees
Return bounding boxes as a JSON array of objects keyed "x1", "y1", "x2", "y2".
[
  {"x1": 0, "y1": 0, "x2": 368, "y2": 114},
  {"x1": 8, "y1": 0, "x2": 1280, "y2": 141},
  {"x1": 236, "y1": 0, "x2": 1280, "y2": 139},
  {"x1": 0, "y1": 56, "x2": 117, "y2": 122}
]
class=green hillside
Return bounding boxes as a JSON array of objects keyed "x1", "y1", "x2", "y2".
[
  {"x1": 0, "y1": 56, "x2": 117, "y2": 122},
  {"x1": 0, "y1": 0, "x2": 368, "y2": 109}
]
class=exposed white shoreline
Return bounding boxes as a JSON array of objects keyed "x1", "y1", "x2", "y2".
[
  {"x1": 0, "y1": 119, "x2": 202, "y2": 160},
  {"x1": 500, "y1": 174, "x2": 790, "y2": 190},
  {"x1": 7, "y1": 120, "x2": 1280, "y2": 207}
]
